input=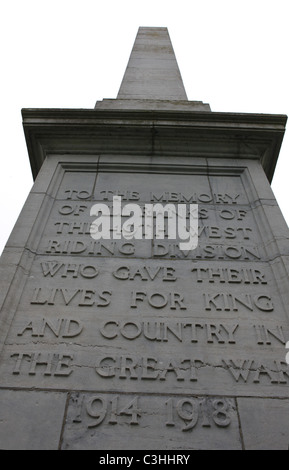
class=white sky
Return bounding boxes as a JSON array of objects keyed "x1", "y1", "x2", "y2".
[{"x1": 0, "y1": 0, "x2": 288, "y2": 256}]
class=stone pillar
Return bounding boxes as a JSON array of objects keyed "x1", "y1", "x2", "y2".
[{"x1": 0, "y1": 27, "x2": 288, "y2": 450}]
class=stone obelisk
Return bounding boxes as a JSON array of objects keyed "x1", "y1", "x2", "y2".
[
  {"x1": 0, "y1": 27, "x2": 288, "y2": 450},
  {"x1": 117, "y1": 26, "x2": 188, "y2": 100}
]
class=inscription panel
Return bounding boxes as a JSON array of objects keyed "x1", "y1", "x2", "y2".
[
  {"x1": 1, "y1": 255, "x2": 289, "y2": 395},
  {"x1": 61, "y1": 392, "x2": 241, "y2": 450},
  {"x1": 1, "y1": 163, "x2": 289, "y2": 400},
  {"x1": 37, "y1": 199, "x2": 264, "y2": 260}
]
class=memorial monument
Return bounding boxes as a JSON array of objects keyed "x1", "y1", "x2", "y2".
[{"x1": 0, "y1": 26, "x2": 288, "y2": 450}]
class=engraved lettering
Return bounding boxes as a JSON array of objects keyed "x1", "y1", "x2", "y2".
[
  {"x1": 254, "y1": 325, "x2": 286, "y2": 345},
  {"x1": 11, "y1": 352, "x2": 74, "y2": 376},
  {"x1": 150, "y1": 192, "x2": 240, "y2": 204},
  {"x1": 192, "y1": 267, "x2": 267, "y2": 284},
  {"x1": 55, "y1": 221, "x2": 92, "y2": 235},
  {"x1": 112, "y1": 265, "x2": 176, "y2": 281},
  {"x1": 219, "y1": 209, "x2": 247, "y2": 220},
  {"x1": 130, "y1": 291, "x2": 187, "y2": 309},
  {"x1": 95, "y1": 355, "x2": 200, "y2": 382},
  {"x1": 153, "y1": 243, "x2": 261, "y2": 260},
  {"x1": 99, "y1": 190, "x2": 140, "y2": 201},
  {"x1": 43, "y1": 258, "x2": 101, "y2": 281},
  {"x1": 165, "y1": 397, "x2": 231, "y2": 430},
  {"x1": 204, "y1": 293, "x2": 274, "y2": 312},
  {"x1": 58, "y1": 203, "x2": 87, "y2": 215},
  {"x1": 99, "y1": 320, "x2": 239, "y2": 344},
  {"x1": 45, "y1": 239, "x2": 135, "y2": 256},
  {"x1": 222, "y1": 359, "x2": 289, "y2": 384},
  {"x1": 64, "y1": 189, "x2": 91, "y2": 200},
  {"x1": 252, "y1": 365, "x2": 279, "y2": 384},
  {"x1": 141, "y1": 357, "x2": 159, "y2": 380},
  {"x1": 30, "y1": 288, "x2": 112, "y2": 307},
  {"x1": 75, "y1": 394, "x2": 142, "y2": 428},
  {"x1": 17, "y1": 318, "x2": 83, "y2": 338},
  {"x1": 120, "y1": 321, "x2": 142, "y2": 340},
  {"x1": 222, "y1": 359, "x2": 253, "y2": 382}
]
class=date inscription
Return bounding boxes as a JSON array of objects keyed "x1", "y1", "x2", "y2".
[{"x1": 69, "y1": 393, "x2": 234, "y2": 431}]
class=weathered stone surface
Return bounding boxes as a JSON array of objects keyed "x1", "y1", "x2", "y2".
[
  {"x1": 0, "y1": 27, "x2": 288, "y2": 450},
  {"x1": 237, "y1": 398, "x2": 289, "y2": 450},
  {"x1": 117, "y1": 27, "x2": 188, "y2": 101},
  {"x1": 95, "y1": 98, "x2": 211, "y2": 111},
  {"x1": 62, "y1": 393, "x2": 241, "y2": 450},
  {"x1": 0, "y1": 160, "x2": 288, "y2": 401},
  {"x1": 0, "y1": 390, "x2": 67, "y2": 450}
]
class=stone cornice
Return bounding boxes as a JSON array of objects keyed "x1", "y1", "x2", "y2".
[{"x1": 22, "y1": 108, "x2": 287, "y2": 182}]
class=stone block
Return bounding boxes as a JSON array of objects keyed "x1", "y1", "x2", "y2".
[
  {"x1": 0, "y1": 389, "x2": 67, "y2": 449},
  {"x1": 62, "y1": 393, "x2": 242, "y2": 450},
  {"x1": 237, "y1": 397, "x2": 289, "y2": 450}
]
